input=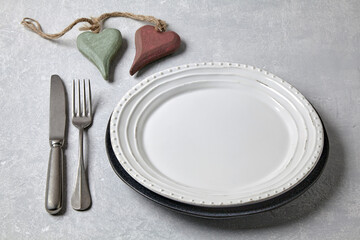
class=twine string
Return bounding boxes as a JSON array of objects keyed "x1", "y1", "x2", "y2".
[{"x1": 21, "y1": 12, "x2": 167, "y2": 40}]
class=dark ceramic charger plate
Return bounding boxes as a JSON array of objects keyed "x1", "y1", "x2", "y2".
[{"x1": 105, "y1": 113, "x2": 329, "y2": 219}]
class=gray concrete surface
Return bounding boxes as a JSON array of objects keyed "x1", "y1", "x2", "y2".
[{"x1": 0, "y1": 0, "x2": 359, "y2": 239}]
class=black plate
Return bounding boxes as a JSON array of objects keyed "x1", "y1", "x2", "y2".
[{"x1": 105, "y1": 115, "x2": 329, "y2": 219}]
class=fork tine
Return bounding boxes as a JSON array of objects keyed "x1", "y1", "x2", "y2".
[
  {"x1": 88, "y1": 79, "x2": 92, "y2": 117},
  {"x1": 82, "y1": 79, "x2": 86, "y2": 116},
  {"x1": 77, "y1": 79, "x2": 81, "y2": 116},
  {"x1": 72, "y1": 79, "x2": 75, "y2": 117}
]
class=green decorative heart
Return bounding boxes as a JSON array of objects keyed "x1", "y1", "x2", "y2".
[{"x1": 77, "y1": 28, "x2": 122, "y2": 80}]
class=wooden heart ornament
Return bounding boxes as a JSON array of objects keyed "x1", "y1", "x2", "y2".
[
  {"x1": 77, "y1": 28, "x2": 122, "y2": 80},
  {"x1": 130, "y1": 25, "x2": 181, "y2": 75}
]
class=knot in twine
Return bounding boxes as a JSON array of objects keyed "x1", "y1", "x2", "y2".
[
  {"x1": 80, "y1": 17, "x2": 102, "y2": 33},
  {"x1": 21, "y1": 12, "x2": 167, "y2": 40}
]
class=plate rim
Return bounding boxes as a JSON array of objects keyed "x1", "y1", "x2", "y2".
[{"x1": 105, "y1": 112, "x2": 329, "y2": 218}]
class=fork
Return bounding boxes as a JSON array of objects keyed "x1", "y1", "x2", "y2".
[{"x1": 71, "y1": 79, "x2": 92, "y2": 211}]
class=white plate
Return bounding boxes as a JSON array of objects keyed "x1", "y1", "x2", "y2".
[{"x1": 110, "y1": 62, "x2": 324, "y2": 207}]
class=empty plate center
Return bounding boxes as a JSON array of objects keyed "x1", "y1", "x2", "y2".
[{"x1": 138, "y1": 86, "x2": 297, "y2": 191}]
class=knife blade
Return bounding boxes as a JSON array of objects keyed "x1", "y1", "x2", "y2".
[{"x1": 45, "y1": 75, "x2": 67, "y2": 215}]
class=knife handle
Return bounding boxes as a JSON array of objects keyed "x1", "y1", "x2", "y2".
[{"x1": 45, "y1": 142, "x2": 63, "y2": 215}]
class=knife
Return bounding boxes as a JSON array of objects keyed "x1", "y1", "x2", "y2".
[{"x1": 45, "y1": 75, "x2": 67, "y2": 215}]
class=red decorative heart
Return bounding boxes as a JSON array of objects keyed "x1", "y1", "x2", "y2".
[{"x1": 130, "y1": 25, "x2": 181, "y2": 75}]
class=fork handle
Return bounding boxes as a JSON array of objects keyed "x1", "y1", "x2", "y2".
[
  {"x1": 45, "y1": 142, "x2": 63, "y2": 214},
  {"x1": 71, "y1": 128, "x2": 91, "y2": 211}
]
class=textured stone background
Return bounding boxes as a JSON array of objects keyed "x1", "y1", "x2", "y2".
[{"x1": 1, "y1": 0, "x2": 359, "y2": 239}]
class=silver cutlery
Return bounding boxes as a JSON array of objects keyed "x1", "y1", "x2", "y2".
[
  {"x1": 45, "y1": 75, "x2": 67, "y2": 215},
  {"x1": 71, "y1": 79, "x2": 92, "y2": 211}
]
